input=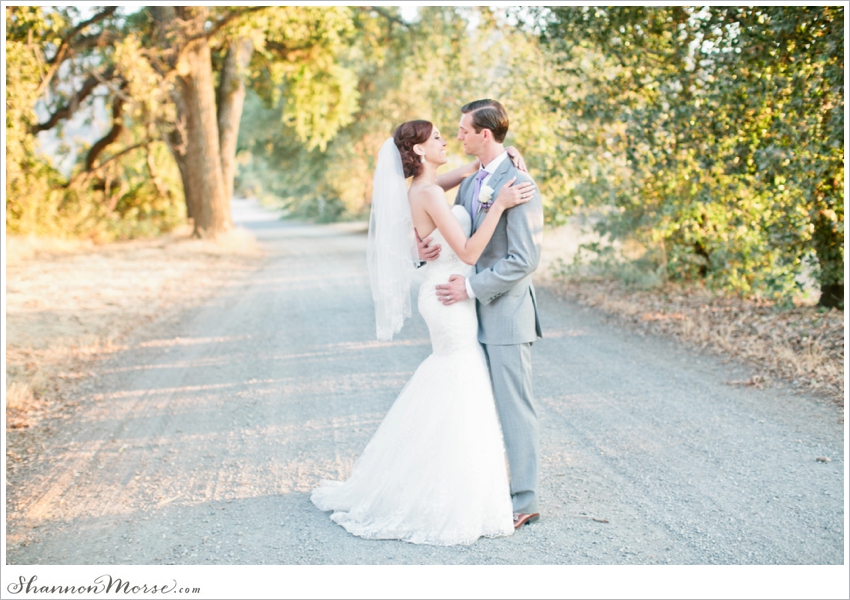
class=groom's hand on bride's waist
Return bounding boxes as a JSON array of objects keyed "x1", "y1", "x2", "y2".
[
  {"x1": 436, "y1": 275, "x2": 469, "y2": 306},
  {"x1": 415, "y1": 227, "x2": 441, "y2": 263}
]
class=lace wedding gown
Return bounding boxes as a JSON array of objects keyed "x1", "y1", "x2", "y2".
[{"x1": 311, "y1": 205, "x2": 514, "y2": 545}]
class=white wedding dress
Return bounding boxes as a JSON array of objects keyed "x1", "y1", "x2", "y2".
[{"x1": 311, "y1": 205, "x2": 514, "y2": 545}]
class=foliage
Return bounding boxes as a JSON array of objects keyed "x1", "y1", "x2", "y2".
[
  {"x1": 533, "y1": 6, "x2": 844, "y2": 305},
  {"x1": 7, "y1": 6, "x2": 843, "y2": 308},
  {"x1": 236, "y1": 7, "x2": 565, "y2": 222},
  {"x1": 230, "y1": 6, "x2": 362, "y2": 152},
  {"x1": 5, "y1": 6, "x2": 184, "y2": 240},
  {"x1": 5, "y1": 6, "x2": 369, "y2": 237}
]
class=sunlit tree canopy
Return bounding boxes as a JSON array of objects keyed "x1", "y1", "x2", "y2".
[{"x1": 5, "y1": 6, "x2": 844, "y2": 306}]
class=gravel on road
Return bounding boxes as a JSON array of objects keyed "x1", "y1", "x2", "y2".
[{"x1": 5, "y1": 200, "x2": 844, "y2": 573}]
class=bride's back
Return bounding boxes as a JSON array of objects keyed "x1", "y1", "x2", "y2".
[{"x1": 407, "y1": 182, "x2": 441, "y2": 240}]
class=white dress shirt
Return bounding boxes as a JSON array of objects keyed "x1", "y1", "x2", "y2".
[{"x1": 465, "y1": 151, "x2": 509, "y2": 300}]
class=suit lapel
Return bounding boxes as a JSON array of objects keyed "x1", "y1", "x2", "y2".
[
  {"x1": 458, "y1": 174, "x2": 476, "y2": 226},
  {"x1": 474, "y1": 158, "x2": 512, "y2": 230}
]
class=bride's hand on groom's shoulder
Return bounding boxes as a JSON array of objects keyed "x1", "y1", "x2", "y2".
[
  {"x1": 494, "y1": 177, "x2": 535, "y2": 211},
  {"x1": 506, "y1": 147, "x2": 527, "y2": 173}
]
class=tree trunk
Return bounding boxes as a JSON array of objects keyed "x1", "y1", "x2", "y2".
[
  {"x1": 176, "y1": 35, "x2": 231, "y2": 237},
  {"x1": 217, "y1": 37, "x2": 253, "y2": 203},
  {"x1": 812, "y1": 209, "x2": 844, "y2": 309},
  {"x1": 150, "y1": 6, "x2": 231, "y2": 237}
]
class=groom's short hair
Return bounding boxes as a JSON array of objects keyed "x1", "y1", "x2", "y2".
[{"x1": 461, "y1": 99, "x2": 509, "y2": 143}]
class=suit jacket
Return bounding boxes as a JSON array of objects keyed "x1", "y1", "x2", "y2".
[{"x1": 454, "y1": 157, "x2": 543, "y2": 345}]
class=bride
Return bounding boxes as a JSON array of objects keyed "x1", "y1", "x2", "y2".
[{"x1": 311, "y1": 120, "x2": 534, "y2": 545}]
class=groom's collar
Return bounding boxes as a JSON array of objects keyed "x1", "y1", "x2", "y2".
[{"x1": 480, "y1": 150, "x2": 508, "y2": 175}]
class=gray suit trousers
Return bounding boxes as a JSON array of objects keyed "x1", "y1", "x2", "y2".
[
  {"x1": 482, "y1": 341, "x2": 539, "y2": 514},
  {"x1": 456, "y1": 159, "x2": 542, "y2": 515}
]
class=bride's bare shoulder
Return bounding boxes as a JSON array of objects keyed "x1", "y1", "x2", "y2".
[{"x1": 409, "y1": 183, "x2": 447, "y2": 207}]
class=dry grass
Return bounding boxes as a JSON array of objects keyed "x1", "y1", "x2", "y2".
[
  {"x1": 548, "y1": 277, "x2": 844, "y2": 406},
  {"x1": 5, "y1": 225, "x2": 264, "y2": 430}
]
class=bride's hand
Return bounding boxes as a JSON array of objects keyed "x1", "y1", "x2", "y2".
[
  {"x1": 493, "y1": 177, "x2": 535, "y2": 210},
  {"x1": 506, "y1": 146, "x2": 527, "y2": 173}
]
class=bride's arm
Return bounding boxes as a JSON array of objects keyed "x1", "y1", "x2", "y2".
[
  {"x1": 435, "y1": 146, "x2": 528, "y2": 192},
  {"x1": 436, "y1": 160, "x2": 479, "y2": 192},
  {"x1": 419, "y1": 180, "x2": 533, "y2": 266}
]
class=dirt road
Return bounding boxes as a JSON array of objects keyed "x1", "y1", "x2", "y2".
[{"x1": 5, "y1": 199, "x2": 844, "y2": 566}]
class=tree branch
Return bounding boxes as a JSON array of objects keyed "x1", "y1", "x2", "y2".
[
  {"x1": 47, "y1": 6, "x2": 118, "y2": 64},
  {"x1": 264, "y1": 40, "x2": 315, "y2": 62},
  {"x1": 186, "y1": 6, "x2": 266, "y2": 42},
  {"x1": 66, "y1": 139, "x2": 152, "y2": 190},
  {"x1": 30, "y1": 67, "x2": 117, "y2": 134},
  {"x1": 367, "y1": 6, "x2": 410, "y2": 29},
  {"x1": 37, "y1": 7, "x2": 118, "y2": 96},
  {"x1": 67, "y1": 29, "x2": 121, "y2": 54},
  {"x1": 85, "y1": 81, "x2": 128, "y2": 170},
  {"x1": 93, "y1": 140, "x2": 150, "y2": 171}
]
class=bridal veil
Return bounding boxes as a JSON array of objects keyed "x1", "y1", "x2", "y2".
[{"x1": 366, "y1": 138, "x2": 417, "y2": 341}]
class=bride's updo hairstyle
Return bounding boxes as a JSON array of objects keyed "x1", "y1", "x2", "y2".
[{"x1": 393, "y1": 120, "x2": 433, "y2": 179}]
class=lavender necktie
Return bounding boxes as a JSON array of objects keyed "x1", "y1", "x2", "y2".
[{"x1": 471, "y1": 169, "x2": 489, "y2": 219}]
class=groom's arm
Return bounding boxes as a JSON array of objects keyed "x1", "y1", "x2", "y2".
[
  {"x1": 455, "y1": 179, "x2": 475, "y2": 295},
  {"x1": 453, "y1": 182, "x2": 465, "y2": 207},
  {"x1": 453, "y1": 172, "x2": 479, "y2": 207},
  {"x1": 467, "y1": 173, "x2": 543, "y2": 304}
]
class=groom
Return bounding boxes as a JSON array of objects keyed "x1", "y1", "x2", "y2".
[{"x1": 434, "y1": 99, "x2": 543, "y2": 529}]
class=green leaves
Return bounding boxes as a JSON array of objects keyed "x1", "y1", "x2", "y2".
[
  {"x1": 9, "y1": 2, "x2": 841, "y2": 299},
  {"x1": 6, "y1": 5, "x2": 368, "y2": 237},
  {"x1": 246, "y1": 7, "x2": 361, "y2": 151},
  {"x1": 537, "y1": 6, "x2": 843, "y2": 304},
  {"x1": 282, "y1": 59, "x2": 359, "y2": 151}
]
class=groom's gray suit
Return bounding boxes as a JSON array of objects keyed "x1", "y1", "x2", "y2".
[{"x1": 454, "y1": 156, "x2": 543, "y2": 514}]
